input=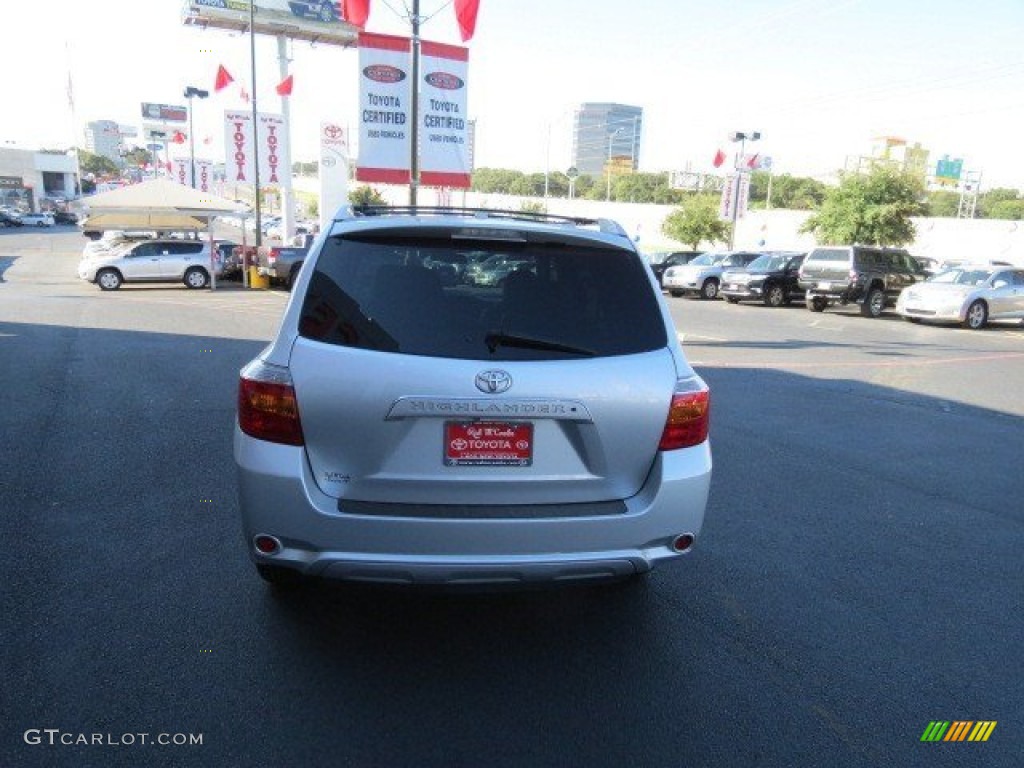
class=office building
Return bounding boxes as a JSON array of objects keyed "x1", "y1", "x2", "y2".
[{"x1": 571, "y1": 103, "x2": 643, "y2": 177}]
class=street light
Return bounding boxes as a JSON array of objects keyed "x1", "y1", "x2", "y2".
[
  {"x1": 183, "y1": 86, "x2": 209, "y2": 188},
  {"x1": 727, "y1": 130, "x2": 761, "y2": 249},
  {"x1": 606, "y1": 128, "x2": 623, "y2": 201}
]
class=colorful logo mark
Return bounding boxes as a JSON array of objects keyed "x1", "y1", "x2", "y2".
[{"x1": 920, "y1": 721, "x2": 997, "y2": 742}]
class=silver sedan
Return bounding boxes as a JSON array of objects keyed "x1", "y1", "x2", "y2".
[{"x1": 896, "y1": 265, "x2": 1024, "y2": 329}]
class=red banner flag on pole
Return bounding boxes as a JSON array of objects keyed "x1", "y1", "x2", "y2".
[
  {"x1": 214, "y1": 65, "x2": 234, "y2": 92},
  {"x1": 275, "y1": 74, "x2": 294, "y2": 96},
  {"x1": 342, "y1": 0, "x2": 370, "y2": 28},
  {"x1": 454, "y1": 0, "x2": 480, "y2": 42},
  {"x1": 713, "y1": 148, "x2": 726, "y2": 168},
  {"x1": 747, "y1": 153, "x2": 760, "y2": 169}
]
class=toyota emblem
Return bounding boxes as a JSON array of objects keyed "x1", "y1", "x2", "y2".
[{"x1": 475, "y1": 370, "x2": 512, "y2": 394}]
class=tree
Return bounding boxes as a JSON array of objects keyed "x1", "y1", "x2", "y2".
[
  {"x1": 76, "y1": 149, "x2": 119, "y2": 177},
  {"x1": 122, "y1": 147, "x2": 153, "y2": 168},
  {"x1": 978, "y1": 187, "x2": 1020, "y2": 218},
  {"x1": 750, "y1": 172, "x2": 826, "y2": 210},
  {"x1": 662, "y1": 195, "x2": 730, "y2": 249},
  {"x1": 986, "y1": 200, "x2": 1024, "y2": 220},
  {"x1": 800, "y1": 167, "x2": 926, "y2": 246},
  {"x1": 349, "y1": 186, "x2": 387, "y2": 206},
  {"x1": 925, "y1": 189, "x2": 960, "y2": 217},
  {"x1": 612, "y1": 172, "x2": 682, "y2": 204}
]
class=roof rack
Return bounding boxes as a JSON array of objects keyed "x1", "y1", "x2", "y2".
[{"x1": 339, "y1": 205, "x2": 630, "y2": 240}]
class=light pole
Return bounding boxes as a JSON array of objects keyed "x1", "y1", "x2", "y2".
[
  {"x1": 183, "y1": 86, "x2": 209, "y2": 188},
  {"x1": 606, "y1": 128, "x2": 623, "y2": 201},
  {"x1": 727, "y1": 130, "x2": 760, "y2": 249}
]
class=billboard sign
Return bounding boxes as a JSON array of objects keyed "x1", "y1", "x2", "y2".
[
  {"x1": 182, "y1": 1, "x2": 357, "y2": 47},
  {"x1": 935, "y1": 155, "x2": 963, "y2": 185},
  {"x1": 419, "y1": 40, "x2": 470, "y2": 188},
  {"x1": 356, "y1": 33, "x2": 412, "y2": 184},
  {"x1": 141, "y1": 103, "x2": 188, "y2": 123}
]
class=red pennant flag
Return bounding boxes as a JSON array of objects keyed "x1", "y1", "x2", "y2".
[
  {"x1": 342, "y1": 0, "x2": 370, "y2": 27},
  {"x1": 172, "y1": 131, "x2": 187, "y2": 145},
  {"x1": 747, "y1": 153, "x2": 760, "y2": 169},
  {"x1": 275, "y1": 74, "x2": 294, "y2": 96},
  {"x1": 214, "y1": 65, "x2": 234, "y2": 92},
  {"x1": 454, "y1": 0, "x2": 480, "y2": 42},
  {"x1": 712, "y1": 149, "x2": 726, "y2": 168}
]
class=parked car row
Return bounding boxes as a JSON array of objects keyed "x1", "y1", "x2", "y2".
[
  {"x1": 661, "y1": 244, "x2": 1024, "y2": 330},
  {"x1": 0, "y1": 209, "x2": 78, "y2": 227}
]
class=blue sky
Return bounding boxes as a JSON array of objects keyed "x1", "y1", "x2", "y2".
[{"x1": 4, "y1": 0, "x2": 1024, "y2": 188}]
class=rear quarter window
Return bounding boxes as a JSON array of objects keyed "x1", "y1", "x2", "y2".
[{"x1": 298, "y1": 232, "x2": 667, "y2": 361}]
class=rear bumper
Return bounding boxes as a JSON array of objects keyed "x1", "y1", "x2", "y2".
[{"x1": 234, "y1": 426, "x2": 712, "y2": 586}]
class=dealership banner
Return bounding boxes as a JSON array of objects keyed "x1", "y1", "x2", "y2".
[
  {"x1": 171, "y1": 158, "x2": 215, "y2": 192},
  {"x1": 225, "y1": 111, "x2": 256, "y2": 184},
  {"x1": 224, "y1": 111, "x2": 290, "y2": 187},
  {"x1": 419, "y1": 40, "x2": 470, "y2": 188},
  {"x1": 320, "y1": 121, "x2": 350, "y2": 228},
  {"x1": 257, "y1": 113, "x2": 290, "y2": 187},
  {"x1": 356, "y1": 33, "x2": 412, "y2": 184}
]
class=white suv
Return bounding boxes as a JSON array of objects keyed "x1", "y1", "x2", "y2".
[
  {"x1": 234, "y1": 207, "x2": 712, "y2": 590},
  {"x1": 79, "y1": 239, "x2": 222, "y2": 290}
]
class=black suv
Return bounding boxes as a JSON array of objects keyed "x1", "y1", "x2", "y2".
[
  {"x1": 721, "y1": 251, "x2": 806, "y2": 307},
  {"x1": 798, "y1": 245, "x2": 926, "y2": 317}
]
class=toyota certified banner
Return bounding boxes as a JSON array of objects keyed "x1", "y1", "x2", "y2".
[
  {"x1": 224, "y1": 111, "x2": 291, "y2": 187},
  {"x1": 419, "y1": 40, "x2": 470, "y2": 188},
  {"x1": 356, "y1": 33, "x2": 412, "y2": 184}
]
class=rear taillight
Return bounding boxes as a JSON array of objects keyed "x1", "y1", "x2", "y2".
[
  {"x1": 238, "y1": 361, "x2": 304, "y2": 445},
  {"x1": 268, "y1": 248, "x2": 279, "y2": 263},
  {"x1": 658, "y1": 378, "x2": 710, "y2": 450}
]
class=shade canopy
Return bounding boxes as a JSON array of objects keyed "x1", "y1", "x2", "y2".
[{"x1": 80, "y1": 179, "x2": 250, "y2": 230}]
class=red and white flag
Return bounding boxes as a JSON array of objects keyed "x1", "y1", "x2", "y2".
[
  {"x1": 214, "y1": 65, "x2": 234, "y2": 92},
  {"x1": 747, "y1": 153, "x2": 760, "y2": 169},
  {"x1": 712, "y1": 148, "x2": 726, "y2": 168},
  {"x1": 275, "y1": 74, "x2": 294, "y2": 96},
  {"x1": 343, "y1": 0, "x2": 370, "y2": 28},
  {"x1": 454, "y1": 0, "x2": 480, "y2": 42}
]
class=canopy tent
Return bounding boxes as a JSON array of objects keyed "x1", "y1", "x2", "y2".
[
  {"x1": 79, "y1": 179, "x2": 250, "y2": 230},
  {"x1": 78, "y1": 179, "x2": 252, "y2": 289}
]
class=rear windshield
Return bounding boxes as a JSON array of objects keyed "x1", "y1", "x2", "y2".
[
  {"x1": 298, "y1": 232, "x2": 667, "y2": 360},
  {"x1": 806, "y1": 248, "x2": 850, "y2": 263}
]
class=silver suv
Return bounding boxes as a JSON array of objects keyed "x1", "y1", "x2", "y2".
[{"x1": 234, "y1": 207, "x2": 712, "y2": 589}]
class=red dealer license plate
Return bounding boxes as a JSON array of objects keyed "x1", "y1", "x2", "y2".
[{"x1": 444, "y1": 422, "x2": 534, "y2": 466}]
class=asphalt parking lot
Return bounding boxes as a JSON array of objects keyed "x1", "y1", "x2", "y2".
[{"x1": 2, "y1": 228, "x2": 1022, "y2": 768}]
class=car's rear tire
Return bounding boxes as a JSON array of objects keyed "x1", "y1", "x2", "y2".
[
  {"x1": 763, "y1": 283, "x2": 786, "y2": 307},
  {"x1": 669, "y1": 289, "x2": 683, "y2": 298},
  {"x1": 256, "y1": 564, "x2": 305, "y2": 589},
  {"x1": 700, "y1": 279, "x2": 719, "y2": 300},
  {"x1": 861, "y1": 287, "x2": 885, "y2": 318},
  {"x1": 96, "y1": 269, "x2": 122, "y2": 291},
  {"x1": 287, "y1": 265, "x2": 301, "y2": 291},
  {"x1": 964, "y1": 300, "x2": 988, "y2": 330},
  {"x1": 184, "y1": 267, "x2": 209, "y2": 289},
  {"x1": 808, "y1": 296, "x2": 827, "y2": 312}
]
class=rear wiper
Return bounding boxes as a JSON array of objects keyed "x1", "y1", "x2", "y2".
[{"x1": 484, "y1": 331, "x2": 595, "y2": 357}]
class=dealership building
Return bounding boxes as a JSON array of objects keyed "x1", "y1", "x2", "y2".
[{"x1": 0, "y1": 147, "x2": 79, "y2": 212}]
